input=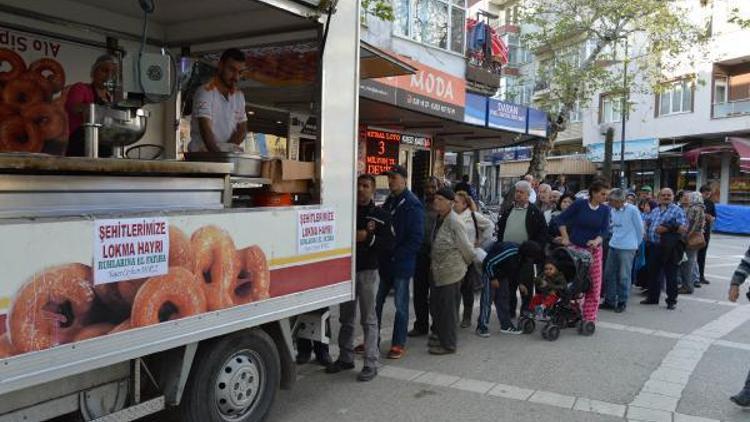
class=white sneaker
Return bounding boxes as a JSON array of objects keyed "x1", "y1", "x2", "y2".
[{"x1": 499, "y1": 325, "x2": 522, "y2": 335}]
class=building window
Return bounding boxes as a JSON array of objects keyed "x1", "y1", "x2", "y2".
[
  {"x1": 503, "y1": 5, "x2": 520, "y2": 26},
  {"x1": 656, "y1": 80, "x2": 693, "y2": 116},
  {"x1": 599, "y1": 95, "x2": 622, "y2": 124},
  {"x1": 569, "y1": 101, "x2": 583, "y2": 123},
  {"x1": 505, "y1": 34, "x2": 532, "y2": 66},
  {"x1": 393, "y1": 0, "x2": 467, "y2": 54},
  {"x1": 714, "y1": 76, "x2": 728, "y2": 104}
]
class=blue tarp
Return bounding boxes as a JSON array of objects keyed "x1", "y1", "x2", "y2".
[{"x1": 715, "y1": 204, "x2": 750, "y2": 235}]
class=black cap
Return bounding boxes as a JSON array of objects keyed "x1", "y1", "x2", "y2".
[
  {"x1": 385, "y1": 164, "x2": 408, "y2": 179},
  {"x1": 435, "y1": 187, "x2": 455, "y2": 201}
]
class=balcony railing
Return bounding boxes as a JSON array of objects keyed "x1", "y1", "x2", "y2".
[{"x1": 713, "y1": 99, "x2": 750, "y2": 118}]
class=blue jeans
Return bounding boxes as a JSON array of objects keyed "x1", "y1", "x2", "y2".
[
  {"x1": 477, "y1": 272, "x2": 513, "y2": 331},
  {"x1": 375, "y1": 275, "x2": 410, "y2": 348},
  {"x1": 604, "y1": 247, "x2": 637, "y2": 306}
]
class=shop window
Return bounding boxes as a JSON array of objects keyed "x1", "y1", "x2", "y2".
[
  {"x1": 394, "y1": 0, "x2": 467, "y2": 54},
  {"x1": 599, "y1": 94, "x2": 622, "y2": 124},
  {"x1": 656, "y1": 79, "x2": 694, "y2": 116},
  {"x1": 729, "y1": 155, "x2": 750, "y2": 204}
]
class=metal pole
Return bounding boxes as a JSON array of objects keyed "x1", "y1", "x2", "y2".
[{"x1": 619, "y1": 38, "x2": 629, "y2": 189}]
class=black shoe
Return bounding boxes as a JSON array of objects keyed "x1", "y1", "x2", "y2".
[
  {"x1": 408, "y1": 328, "x2": 428, "y2": 337},
  {"x1": 357, "y1": 366, "x2": 378, "y2": 382},
  {"x1": 693, "y1": 282, "x2": 702, "y2": 289},
  {"x1": 295, "y1": 354, "x2": 311, "y2": 365},
  {"x1": 640, "y1": 299, "x2": 658, "y2": 305},
  {"x1": 701, "y1": 278, "x2": 710, "y2": 285},
  {"x1": 316, "y1": 354, "x2": 333, "y2": 366},
  {"x1": 731, "y1": 393, "x2": 750, "y2": 407},
  {"x1": 667, "y1": 303, "x2": 676, "y2": 310},
  {"x1": 615, "y1": 304, "x2": 626, "y2": 313},
  {"x1": 678, "y1": 287, "x2": 693, "y2": 295},
  {"x1": 325, "y1": 359, "x2": 355, "y2": 374},
  {"x1": 599, "y1": 302, "x2": 616, "y2": 310}
]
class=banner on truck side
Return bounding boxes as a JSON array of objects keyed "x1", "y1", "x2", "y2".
[
  {"x1": 94, "y1": 218, "x2": 170, "y2": 284},
  {"x1": 298, "y1": 209, "x2": 336, "y2": 254}
]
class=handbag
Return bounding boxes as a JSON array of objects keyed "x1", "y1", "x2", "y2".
[
  {"x1": 686, "y1": 231, "x2": 706, "y2": 251},
  {"x1": 467, "y1": 263, "x2": 483, "y2": 292}
]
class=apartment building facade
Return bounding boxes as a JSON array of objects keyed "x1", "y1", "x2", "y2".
[{"x1": 473, "y1": 0, "x2": 750, "y2": 208}]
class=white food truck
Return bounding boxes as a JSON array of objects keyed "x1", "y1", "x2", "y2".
[{"x1": 0, "y1": 0, "x2": 364, "y2": 420}]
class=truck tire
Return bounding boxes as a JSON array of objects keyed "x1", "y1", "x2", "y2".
[{"x1": 178, "y1": 329, "x2": 280, "y2": 422}]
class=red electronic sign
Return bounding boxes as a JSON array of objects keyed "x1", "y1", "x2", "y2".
[{"x1": 365, "y1": 129, "x2": 400, "y2": 175}]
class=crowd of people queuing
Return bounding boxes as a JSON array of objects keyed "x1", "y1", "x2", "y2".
[{"x1": 296, "y1": 164, "x2": 750, "y2": 405}]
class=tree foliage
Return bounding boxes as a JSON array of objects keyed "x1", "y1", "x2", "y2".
[
  {"x1": 518, "y1": 0, "x2": 710, "y2": 180},
  {"x1": 362, "y1": 0, "x2": 396, "y2": 22}
]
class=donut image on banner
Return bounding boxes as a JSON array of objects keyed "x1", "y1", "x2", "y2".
[
  {"x1": 0, "y1": 225, "x2": 272, "y2": 359},
  {"x1": 0, "y1": 47, "x2": 68, "y2": 154}
]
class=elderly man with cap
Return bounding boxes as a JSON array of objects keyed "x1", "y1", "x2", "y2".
[
  {"x1": 601, "y1": 188, "x2": 644, "y2": 313},
  {"x1": 638, "y1": 185, "x2": 658, "y2": 210},
  {"x1": 374, "y1": 164, "x2": 424, "y2": 359},
  {"x1": 427, "y1": 187, "x2": 477, "y2": 354},
  {"x1": 189, "y1": 48, "x2": 248, "y2": 153},
  {"x1": 65, "y1": 54, "x2": 119, "y2": 156}
]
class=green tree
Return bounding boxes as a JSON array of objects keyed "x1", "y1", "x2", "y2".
[
  {"x1": 362, "y1": 0, "x2": 395, "y2": 22},
  {"x1": 518, "y1": 0, "x2": 710, "y2": 180}
]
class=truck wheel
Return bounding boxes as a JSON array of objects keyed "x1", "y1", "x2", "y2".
[{"x1": 178, "y1": 329, "x2": 280, "y2": 422}]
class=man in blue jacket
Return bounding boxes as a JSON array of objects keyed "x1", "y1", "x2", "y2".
[{"x1": 375, "y1": 165, "x2": 425, "y2": 359}]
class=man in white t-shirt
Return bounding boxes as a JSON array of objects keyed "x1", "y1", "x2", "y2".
[{"x1": 189, "y1": 48, "x2": 248, "y2": 152}]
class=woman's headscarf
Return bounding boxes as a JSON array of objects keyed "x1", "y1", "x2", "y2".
[{"x1": 688, "y1": 191, "x2": 704, "y2": 206}]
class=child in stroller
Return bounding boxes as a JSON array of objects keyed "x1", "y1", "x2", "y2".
[
  {"x1": 518, "y1": 247, "x2": 594, "y2": 341},
  {"x1": 522, "y1": 259, "x2": 567, "y2": 321}
]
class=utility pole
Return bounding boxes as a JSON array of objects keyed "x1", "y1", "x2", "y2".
[{"x1": 619, "y1": 37, "x2": 629, "y2": 189}]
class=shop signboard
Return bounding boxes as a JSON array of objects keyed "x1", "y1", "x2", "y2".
[
  {"x1": 487, "y1": 99, "x2": 527, "y2": 134},
  {"x1": 527, "y1": 108, "x2": 548, "y2": 137},
  {"x1": 364, "y1": 129, "x2": 400, "y2": 175},
  {"x1": 586, "y1": 138, "x2": 659, "y2": 162},
  {"x1": 464, "y1": 93, "x2": 487, "y2": 126},
  {"x1": 359, "y1": 54, "x2": 466, "y2": 121},
  {"x1": 515, "y1": 147, "x2": 532, "y2": 160}
]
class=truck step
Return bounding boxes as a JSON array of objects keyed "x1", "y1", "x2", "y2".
[{"x1": 91, "y1": 396, "x2": 165, "y2": 422}]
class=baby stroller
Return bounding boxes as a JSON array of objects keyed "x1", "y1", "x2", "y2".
[{"x1": 518, "y1": 246, "x2": 593, "y2": 341}]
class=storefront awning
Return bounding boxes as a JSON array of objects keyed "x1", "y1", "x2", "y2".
[
  {"x1": 728, "y1": 137, "x2": 750, "y2": 171},
  {"x1": 498, "y1": 155, "x2": 597, "y2": 177},
  {"x1": 360, "y1": 97, "x2": 533, "y2": 151},
  {"x1": 360, "y1": 41, "x2": 417, "y2": 79}
]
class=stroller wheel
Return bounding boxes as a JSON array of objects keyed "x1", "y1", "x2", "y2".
[
  {"x1": 521, "y1": 318, "x2": 535, "y2": 334},
  {"x1": 541, "y1": 324, "x2": 549, "y2": 340},
  {"x1": 545, "y1": 325, "x2": 560, "y2": 341},
  {"x1": 583, "y1": 321, "x2": 596, "y2": 336}
]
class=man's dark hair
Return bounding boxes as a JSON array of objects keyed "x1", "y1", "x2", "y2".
[
  {"x1": 518, "y1": 240, "x2": 543, "y2": 263},
  {"x1": 700, "y1": 184, "x2": 712, "y2": 193},
  {"x1": 358, "y1": 173, "x2": 376, "y2": 186},
  {"x1": 589, "y1": 180, "x2": 610, "y2": 194},
  {"x1": 462, "y1": 174, "x2": 470, "y2": 182},
  {"x1": 220, "y1": 48, "x2": 246, "y2": 64}
]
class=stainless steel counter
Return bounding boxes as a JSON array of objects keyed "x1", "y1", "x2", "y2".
[
  {"x1": 0, "y1": 155, "x2": 234, "y2": 219},
  {"x1": 0, "y1": 155, "x2": 233, "y2": 175}
]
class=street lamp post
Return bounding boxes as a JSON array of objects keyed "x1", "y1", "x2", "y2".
[{"x1": 619, "y1": 38, "x2": 629, "y2": 189}]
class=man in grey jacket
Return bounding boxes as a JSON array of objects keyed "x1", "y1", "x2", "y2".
[{"x1": 428, "y1": 187, "x2": 477, "y2": 355}]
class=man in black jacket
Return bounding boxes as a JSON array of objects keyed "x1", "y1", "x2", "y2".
[
  {"x1": 327, "y1": 174, "x2": 394, "y2": 381},
  {"x1": 698, "y1": 184, "x2": 716, "y2": 284},
  {"x1": 494, "y1": 180, "x2": 548, "y2": 318}
]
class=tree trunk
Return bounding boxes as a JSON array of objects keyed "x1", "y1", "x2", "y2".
[
  {"x1": 603, "y1": 127, "x2": 614, "y2": 184},
  {"x1": 527, "y1": 132, "x2": 557, "y2": 181}
]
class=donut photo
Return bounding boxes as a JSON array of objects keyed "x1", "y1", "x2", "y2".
[
  {"x1": 0, "y1": 47, "x2": 68, "y2": 154},
  {"x1": 0, "y1": 224, "x2": 272, "y2": 359}
]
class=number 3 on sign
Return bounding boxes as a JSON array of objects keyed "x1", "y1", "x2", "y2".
[{"x1": 378, "y1": 141, "x2": 385, "y2": 155}]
